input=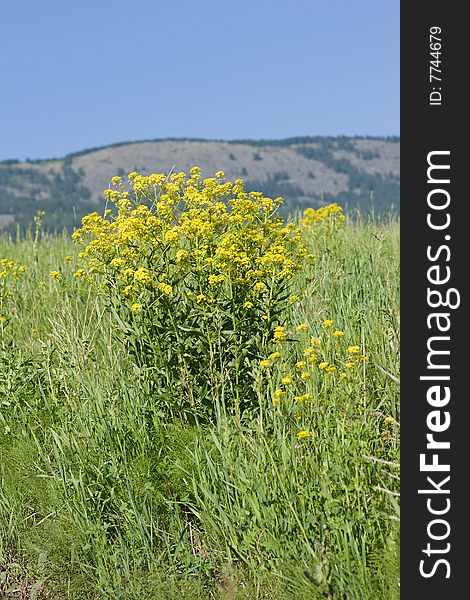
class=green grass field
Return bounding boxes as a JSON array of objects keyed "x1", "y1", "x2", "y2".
[{"x1": 0, "y1": 211, "x2": 399, "y2": 599}]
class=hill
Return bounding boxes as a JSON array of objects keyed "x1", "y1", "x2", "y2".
[{"x1": 0, "y1": 136, "x2": 399, "y2": 232}]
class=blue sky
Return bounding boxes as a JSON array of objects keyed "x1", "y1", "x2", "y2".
[{"x1": 0, "y1": 0, "x2": 399, "y2": 161}]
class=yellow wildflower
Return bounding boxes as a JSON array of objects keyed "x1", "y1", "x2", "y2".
[
  {"x1": 111, "y1": 258, "x2": 125, "y2": 268},
  {"x1": 164, "y1": 229, "x2": 179, "y2": 244},
  {"x1": 322, "y1": 319, "x2": 334, "y2": 329},
  {"x1": 348, "y1": 345, "x2": 360, "y2": 354},
  {"x1": 158, "y1": 283, "x2": 173, "y2": 296},
  {"x1": 49, "y1": 271, "x2": 61, "y2": 280},
  {"x1": 131, "y1": 303, "x2": 142, "y2": 312},
  {"x1": 296, "y1": 323, "x2": 308, "y2": 332},
  {"x1": 260, "y1": 359, "x2": 271, "y2": 368},
  {"x1": 333, "y1": 330, "x2": 344, "y2": 337},
  {"x1": 176, "y1": 249, "x2": 189, "y2": 262},
  {"x1": 296, "y1": 361, "x2": 306, "y2": 370},
  {"x1": 133, "y1": 267, "x2": 152, "y2": 284},
  {"x1": 281, "y1": 375, "x2": 293, "y2": 386},
  {"x1": 104, "y1": 189, "x2": 119, "y2": 201},
  {"x1": 297, "y1": 430, "x2": 312, "y2": 440},
  {"x1": 300, "y1": 203, "x2": 345, "y2": 230}
]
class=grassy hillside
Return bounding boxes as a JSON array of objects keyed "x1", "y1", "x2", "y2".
[
  {"x1": 0, "y1": 136, "x2": 399, "y2": 232},
  {"x1": 0, "y1": 198, "x2": 399, "y2": 598}
]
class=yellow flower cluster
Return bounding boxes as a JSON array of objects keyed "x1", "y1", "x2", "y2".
[
  {"x1": 382, "y1": 416, "x2": 395, "y2": 430},
  {"x1": 0, "y1": 258, "x2": 28, "y2": 325},
  {"x1": 0, "y1": 258, "x2": 27, "y2": 280},
  {"x1": 273, "y1": 325, "x2": 287, "y2": 342},
  {"x1": 73, "y1": 168, "x2": 307, "y2": 315},
  {"x1": 300, "y1": 203, "x2": 345, "y2": 229},
  {"x1": 260, "y1": 317, "x2": 366, "y2": 409}
]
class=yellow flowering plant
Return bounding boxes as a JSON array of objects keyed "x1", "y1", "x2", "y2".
[
  {"x1": 300, "y1": 203, "x2": 345, "y2": 246},
  {"x1": 0, "y1": 258, "x2": 27, "y2": 330},
  {"x1": 73, "y1": 168, "x2": 307, "y2": 415},
  {"x1": 258, "y1": 316, "x2": 366, "y2": 429}
]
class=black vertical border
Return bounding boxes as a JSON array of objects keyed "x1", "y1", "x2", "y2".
[{"x1": 401, "y1": 3, "x2": 467, "y2": 597}]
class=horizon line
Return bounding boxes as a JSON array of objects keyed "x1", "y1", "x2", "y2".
[{"x1": 1, "y1": 133, "x2": 400, "y2": 165}]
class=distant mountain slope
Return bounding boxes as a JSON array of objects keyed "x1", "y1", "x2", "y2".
[{"x1": 0, "y1": 136, "x2": 399, "y2": 232}]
